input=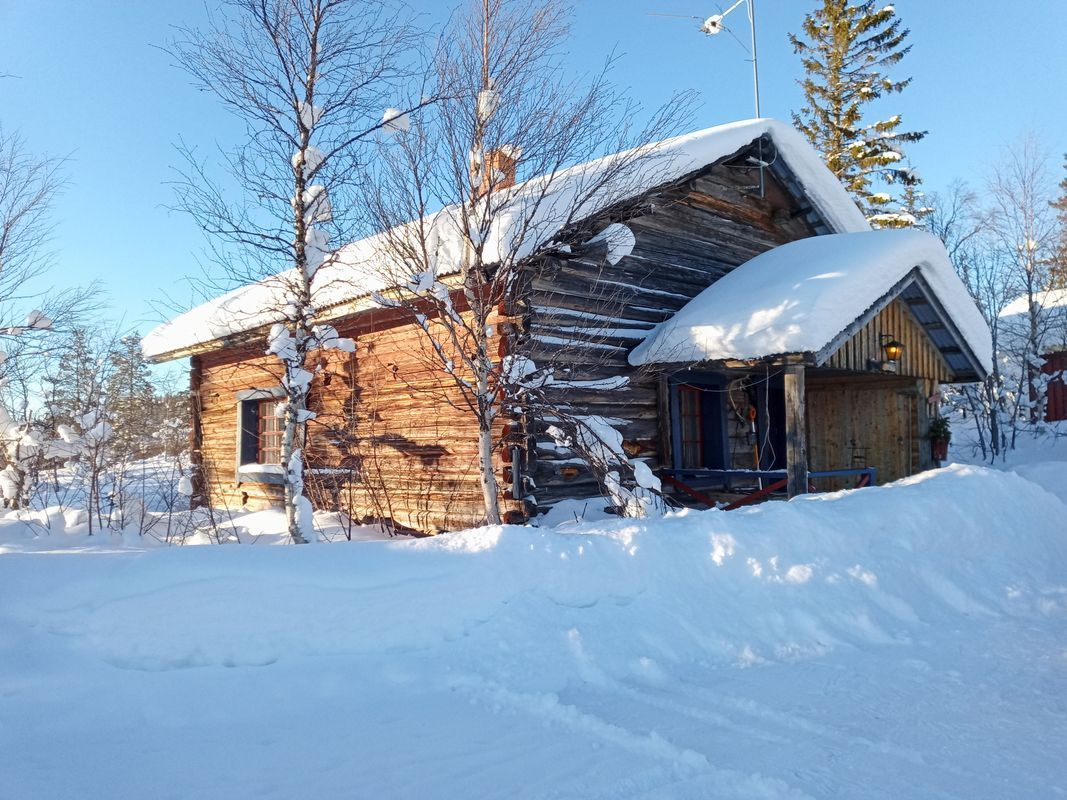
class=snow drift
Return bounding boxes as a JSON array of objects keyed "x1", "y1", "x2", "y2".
[{"x1": 1, "y1": 465, "x2": 1065, "y2": 799}]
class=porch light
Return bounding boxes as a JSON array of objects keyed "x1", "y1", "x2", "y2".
[{"x1": 881, "y1": 334, "x2": 905, "y2": 363}]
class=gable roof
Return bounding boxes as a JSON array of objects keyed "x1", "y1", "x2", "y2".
[
  {"x1": 999, "y1": 288, "x2": 1067, "y2": 354},
  {"x1": 143, "y1": 118, "x2": 869, "y2": 362},
  {"x1": 1000, "y1": 288, "x2": 1067, "y2": 319},
  {"x1": 628, "y1": 229, "x2": 992, "y2": 381}
]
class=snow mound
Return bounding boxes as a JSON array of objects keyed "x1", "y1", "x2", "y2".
[{"x1": 629, "y1": 229, "x2": 992, "y2": 373}]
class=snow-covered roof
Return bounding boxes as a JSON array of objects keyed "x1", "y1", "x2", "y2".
[
  {"x1": 144, "y1": 118, "x2": 868, "y2": 361},
  {"x1": 1000, "y1": 288, "x2": 1067, "y2": 319},
  {"x1": 999, "y1": 288, "x2": 1067, "y2": 354},
  {"x1": 628, "y1": 229, "x2": 992, "y2": 380}
]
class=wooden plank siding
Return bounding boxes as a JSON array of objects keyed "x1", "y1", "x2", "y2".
[
  {"x1": 1042, "y1": 351, "x2": 1067, "y2": 422},
  {"x1": 193, "y1": 304, "x2": 522, "y2": 534},
  {"x1": 802, "y1": 297, "x2": 955, "y2": 490},
  {"x1": 825, "y1": 297, "x2": 955, "y2": 384},
  {"x1": 805, "y1": 373, "x2": 924, "y2": 490}
]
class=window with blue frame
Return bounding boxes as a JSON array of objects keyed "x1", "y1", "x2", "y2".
[{"x1": 670, "y1": 375, "x2": 728, "y2": 470}]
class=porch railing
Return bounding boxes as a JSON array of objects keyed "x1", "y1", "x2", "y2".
[{"x1": 659, "y1": 467, "x2": 878, "y2": 511}]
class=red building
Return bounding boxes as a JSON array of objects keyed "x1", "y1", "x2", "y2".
[{"x1": 1043, "y1": 351, "x2": 1067, "y2": 422}]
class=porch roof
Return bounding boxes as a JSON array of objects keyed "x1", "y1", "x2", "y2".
[{"x1": 627, "y1": 229, "x2": 992, "y2": 381}]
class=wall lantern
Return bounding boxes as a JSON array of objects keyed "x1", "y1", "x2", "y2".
[
  {"x1": 869, "y1": 334, "x2": 905, "y2": 372},
  {"x1": 881, "y1": 334, "x2": 905, "y2": 363}
]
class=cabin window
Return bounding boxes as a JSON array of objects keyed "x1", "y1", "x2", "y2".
[
  {"x1": 235, "y1": 388, "x2": 287, "y2": 483},
  {"x1": 668, "y1": 372, "x2": 787, "y2": 474},
  {"x1": 669, "y1": 376, "x2": 728, "y2": 471},
  {"x1": 256, "y1": 400, "x2": 285, "y2": 464}
]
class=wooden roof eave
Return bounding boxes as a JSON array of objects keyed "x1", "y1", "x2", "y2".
[
  {"x1": 640, "y1": 270, "x2": 986, "y2": 383},
  {"x1": 812, "y1": 267, "x2": 987, "y2": 383},
  {"x1": 146, "y1": 272, "x2": 472, "y2": 364},
  {"x1": 650, "y1": 352, "x2": 815, "y2": 375}
]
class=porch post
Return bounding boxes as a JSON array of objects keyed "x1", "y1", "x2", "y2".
[{"x1": 784, "y1": 365, "x2": 808, "y2": 498}]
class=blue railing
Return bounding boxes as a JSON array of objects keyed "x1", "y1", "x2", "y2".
[{"x1": 662, "y1": 466, "x2": 878, "y2": 492}]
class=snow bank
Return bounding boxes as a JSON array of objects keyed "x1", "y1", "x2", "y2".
[
  {"x1": 144, "y1": 119, "x2": 867, "y2": 360},
  {"x1": 629, "y1": 229, "x2": 992, "y2": 373},
  {"x1": 1, "y1": 465, "x2": 1065, "y2": 798}
]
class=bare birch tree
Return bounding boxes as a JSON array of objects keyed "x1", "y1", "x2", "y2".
[
  {"x1": 934, "y1": 139, "x2": 1063, "y2": 459},
  {"x1": 0, "y1": 128, "x2": 105, "y2": 508},
  {"x1": 363, "y1": 0, "x2": 691, "y2": 524},
  {"x1": 170, "y1": 0, "x2": 424, "y2": 542},
  {"x1": 987, "y1": 135, "x2": 1059, "y2": 426}
]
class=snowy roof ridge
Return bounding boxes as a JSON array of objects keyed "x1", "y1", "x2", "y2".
[
  {"x1": 999, "y1": 288, "x2": 1067, "y2": 319},
  {"x1": 143, "y1": 118, "x2": 868, "y2": 361},
  {"x1": 628, "y1": 229, "x2": 993, "y2": 379}
]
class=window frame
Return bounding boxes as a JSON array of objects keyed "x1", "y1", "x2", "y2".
[
  {"x1": 235, "y1": 387, "x2": 287, "y2": 484},
  {"x1": 668, "y1": 373, "x2": 729, "y2": 472},
  {"x1": 256, "y1": 398, "x2": 285, "y2": 465}
]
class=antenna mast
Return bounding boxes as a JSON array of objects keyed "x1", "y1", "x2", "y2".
[{"x1": 747, "y1": 0, "x2": 760, "y2": 118}]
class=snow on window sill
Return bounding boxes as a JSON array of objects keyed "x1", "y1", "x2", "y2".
[{"x1": 237, "y1": 463, "x2": 286, "y2": 484}]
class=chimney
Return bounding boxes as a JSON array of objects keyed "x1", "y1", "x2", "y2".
[{"x1": 474, "y1": 145, "x2": 520, "y2": 198}]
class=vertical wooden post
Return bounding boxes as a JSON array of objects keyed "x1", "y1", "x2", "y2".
[
  {"x1": 915, "y1": 379, "x2": 932, "y2": 473},
  {"x1": 784, "y1": 365, "x2": 808, "y2": 498},
  {"x1": 189, "y1": 355, "x2": 205, "y2": 510}
]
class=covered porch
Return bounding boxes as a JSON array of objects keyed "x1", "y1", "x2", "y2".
[
  {"x1": 628, "y1": 230, "x2": 992, "y2": 507},
  {"x1": 658, "y1": 365, "x2": 928, "y2": 508}
]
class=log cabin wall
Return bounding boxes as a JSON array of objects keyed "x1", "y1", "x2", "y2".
[
  {"x1": 193, "y1": 304, "x2": 519, "y2": 534},
  {"x1": 195, "y1": 344, "x2": 287, "y2": 512},
  {"x1": 521, "y1": 158, "x2": 822, "y2": 510}
]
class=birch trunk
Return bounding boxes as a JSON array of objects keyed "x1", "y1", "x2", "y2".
[
  {"x1": 478, "y1": 422, "x2": 501, "y2": 525},
  {"x1": 282, "y1": 386, "x2": 307, "y2": 544}
]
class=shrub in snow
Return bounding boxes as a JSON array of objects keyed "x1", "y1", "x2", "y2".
[{"x1": 547, "y1": 415, "x2": 663, "y2": 519}]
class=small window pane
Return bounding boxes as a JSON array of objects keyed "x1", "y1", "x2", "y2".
[
  {"x1": 258, "y1": 400, "x2": 285, "y2": 464},
  {"x1": 678, "y1": 385, "x2": 704, "y2": 468}
]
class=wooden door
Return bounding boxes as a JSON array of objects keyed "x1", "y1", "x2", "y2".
[{"x1": 806, "y1": 376, "x2": 921, "y2": 489}]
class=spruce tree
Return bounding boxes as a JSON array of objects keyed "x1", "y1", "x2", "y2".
[
  {"x1": 895, "y1": 166, "x2": 933, "y2": 230},
  {"x1": 107, "y1": 334, "x2": 156, "y2": 459},
  {"x1": 48, "y1": 328, "x2": 105, "y2": 431},
  {"x1": 789, "y1": 1, "x2": 926, "y2": 226}
]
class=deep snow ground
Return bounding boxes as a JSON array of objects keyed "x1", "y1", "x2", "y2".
[{"x1": 1, "y1": 465, "x2": 1066, "y2": 799}]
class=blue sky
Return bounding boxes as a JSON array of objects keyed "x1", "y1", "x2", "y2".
[{"x1": 1, "y1": 0, "x2": 1064, "y2": 341}]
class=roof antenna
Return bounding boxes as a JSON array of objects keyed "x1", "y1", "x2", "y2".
[{"x1": 650, "y1": 1, "x2": 764, "y2": 196}]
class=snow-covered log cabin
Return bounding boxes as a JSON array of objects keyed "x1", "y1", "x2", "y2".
[{"x1": 144, "y1": 119, "x2": 992, "y2": 532}]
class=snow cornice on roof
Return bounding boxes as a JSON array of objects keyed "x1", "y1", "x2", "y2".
[
  {"x1": 628, "y1": 229, "x2": 993, "y2": 381},
  {"x1": 143, "y1": 118, "x2": 869, "y2": 362}
]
